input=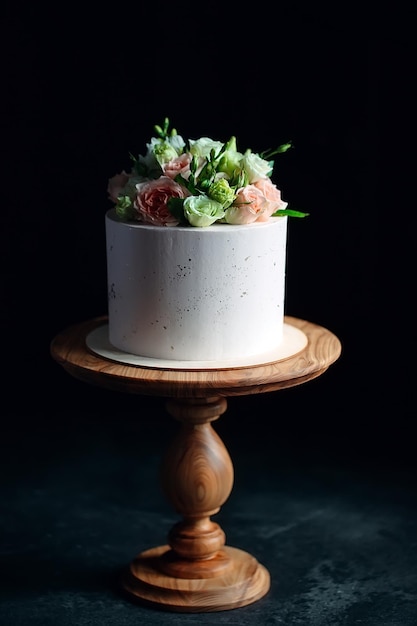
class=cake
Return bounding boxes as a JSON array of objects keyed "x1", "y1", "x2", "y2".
[{"x1": 104, "y1": 118, "x2": 308, "y2": 363}]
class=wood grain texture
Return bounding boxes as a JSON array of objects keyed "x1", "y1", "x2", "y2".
[
  {"x1": 161, "y1": 398, "x2": 233, "y2": 565},
  {"x1": 49, "y1": 316, "x2": 341, "y2": 611},
  {"x1": 119, "y1": 394, "x2": 271, "y2": 611},
  {"x1": 122, "y1": 544, "x2": 270, "y2": 613},
  {"x1": 50, "y1": 316, "x2": 342, "y2": 398}
]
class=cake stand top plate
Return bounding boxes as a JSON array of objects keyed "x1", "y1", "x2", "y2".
[{"x1": 50, "y1": 316, "x2": 342, "y2": 398}]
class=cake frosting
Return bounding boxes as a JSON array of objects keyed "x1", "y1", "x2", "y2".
[
  {"x1": 106, "y1": 209, "x2": 288, "y2": 361},
  {"x1": 103, "y1": 118, "x2": 308, "y2": 363}
]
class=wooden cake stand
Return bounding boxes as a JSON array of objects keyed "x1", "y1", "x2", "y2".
[{"x1": 50, "y1": 315, "x2": 341, "y2": 613}]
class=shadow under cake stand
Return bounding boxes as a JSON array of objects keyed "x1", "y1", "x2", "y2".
[{"x1": 50, "y1": 315, "x2": 341, "y2": 613}]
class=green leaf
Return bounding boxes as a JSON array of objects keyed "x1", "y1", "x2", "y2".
[
  {"x1": 272, "y1": 208, "x2": 310, "y2": 218},
  {"x1": 174, "y1": 174, "x2": 198, "y2": 195},
  {"x1": 133, "y1": 160, "x2": 148, "y2": 177},
  {"x1": 167, "y1": 197, "x2": 188, "y2": 224}
]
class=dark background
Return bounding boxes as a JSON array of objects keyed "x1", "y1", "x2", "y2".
[
  {"x1": 2, "y1": 6, "x2": 416, "y2": 624},
  {"x1": 3, "y1": 11, "x2": 404, "y2": 429}
]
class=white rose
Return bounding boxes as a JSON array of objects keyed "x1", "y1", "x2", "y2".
[
  {"x1": 189, "y1": 137, "x2": 224, "y2": 158},
  {"x1": 241, "y1": 150, "x2": 272, "y2": 183}
]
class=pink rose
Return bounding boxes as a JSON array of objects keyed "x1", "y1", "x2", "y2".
[
  {"x1": 224, "y1": 184, "x2": 266, "y2": 225},
  {"x1": 135, "y1": 176, "x2": 190, "y2": 226},
  {"x1": 253, "y1": 178, "x2": 288, "y2": 221},
  {"x1": 162, "y1": 153, "x2": 192, "y2": 179},
  {"x1": 107, "y1": 171, "x2": 131, "y2": 203}
]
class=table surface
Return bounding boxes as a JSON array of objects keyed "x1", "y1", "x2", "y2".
[
  {"x1": 3, "y1": 406, "x2": 416, "y2": 625},
  {"x1": 50, "y1": 315, "x2": 342, "y2": 398}
]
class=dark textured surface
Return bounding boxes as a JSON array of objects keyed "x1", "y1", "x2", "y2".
[{"x1": 1, "y1": 382, "x2": 416, "y2": 625}]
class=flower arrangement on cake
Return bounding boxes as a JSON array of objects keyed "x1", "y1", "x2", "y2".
[{"x1": 107, "y1": 118, "x2": 308, "y2": 227}]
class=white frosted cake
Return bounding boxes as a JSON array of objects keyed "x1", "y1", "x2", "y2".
[
  {"x1": 103, "y1": 118, "x2": 308, "y2": 363},
  {"x1": 106, "y1": 209, "x2": 288, "y2": 361}
]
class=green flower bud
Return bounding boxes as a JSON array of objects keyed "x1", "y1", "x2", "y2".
[
  {"x1": 217, "y1": 136, "x2": 243, "y2": 177},
  {"x1": 276, "y1": 142, "x2": 292, "y2": 153}
]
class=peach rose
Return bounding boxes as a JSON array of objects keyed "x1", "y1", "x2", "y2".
[
  {"x1": 224, "y1": 184, "x2": 266, "y2": 225},
  {"x1": 107, "y1": 171, "x2": 131, "y2": 203},
  {"x1": 135, "y1": 176, "x2": 190, "y2": 226},
  {"x1": 162, "y1": 153, "x2": 192, "y2": 179},
  {"x1": 253, "y1": 178, "x2": 288, "y2": 221}
]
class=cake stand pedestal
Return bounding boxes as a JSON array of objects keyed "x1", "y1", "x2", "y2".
[{"x1": 50, "y1": 315, "x2": 341, "y2": 613}]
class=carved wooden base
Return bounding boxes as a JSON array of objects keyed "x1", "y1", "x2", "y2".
[
  {"x1": 118, "y1": 396, "x2": 271, "y2": 611},
  {"x1": 122, "y1": 544, "x2": 270, "y2": 612}
]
